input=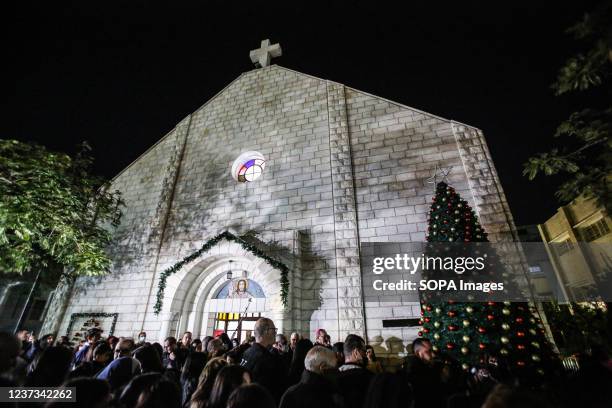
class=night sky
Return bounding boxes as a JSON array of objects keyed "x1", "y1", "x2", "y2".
[{"x1": 5, "y1": 1, "x2": 605, "y2": 226}]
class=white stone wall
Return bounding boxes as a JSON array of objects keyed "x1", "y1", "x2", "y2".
[
  {"x1": 57, "y1": 119, "x2": 190, "y2": 338},
  {"x1": 56, "y1": 65, "x2": 519, "y2": 353}
]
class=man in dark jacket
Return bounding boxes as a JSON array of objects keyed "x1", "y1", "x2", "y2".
[
  {"x1": 280, "y1": 345, "x2": 343, "y2": 408},
  {"x1": 403, "y1": 338, "x2": 446, "y2": 408},
  {"x1": 162, "y1": 336, "x2": 184, "y2": 370},
  {"x1": 240, "y1": 317, "x2": 287, "y2": 403},
  {"x1": 337, "y1": 334, "x2": 373, "y2": 408},
  {"x1": 72, "y1": 328, "x2": 102, "y2": 368}
]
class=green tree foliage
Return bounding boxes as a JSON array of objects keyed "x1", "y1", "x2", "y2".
[
  {"x1": 0, "y1": 139, "x2": 123, "y2": 277},
  {"x1": 542, "y1": 302, "x2": 611, "y2": 355},
  {"x1": 523, "y1": 3, "x2": 612, "y2": 213},
  {"x1": 420, "y1": 182, "x2": 554, "y2": 382}
]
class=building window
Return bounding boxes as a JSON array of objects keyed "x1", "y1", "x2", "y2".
[
  {"x1": 580, "y1": 219, "x2": 610, "y2": 242},
  {"x1": 231, "y1": 151, "x2": 266, "y2": 182},
  {"x1": 555, "y1": 239, "x2": 574, "y2": 256},
  {"x1": 528, "y1": 265, "x2": 542, "y2": 273}
]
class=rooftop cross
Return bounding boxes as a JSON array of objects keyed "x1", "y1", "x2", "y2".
[{"x1": 249, "y1": 39, "x2": 282, "y2": 68}]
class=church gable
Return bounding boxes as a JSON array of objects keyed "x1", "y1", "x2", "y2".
[{"x1": 53, "y1": 52, "x2": 518, "y2": 344}]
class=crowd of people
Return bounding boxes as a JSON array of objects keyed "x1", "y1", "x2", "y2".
[{"x1": 1, "y1": 318, "x2": 611, "y2": 408}]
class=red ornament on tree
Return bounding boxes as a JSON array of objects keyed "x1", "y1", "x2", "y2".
[
  {"x1": 517, "y1": 344, "x2": 526, "y2": 350},
  {"x1": 418, "y1": 331, "x2": 423, "y2": 337},
  {"x1": 446, "y1": 343, "x2": 455, "y2": 350},
  {"x1": 515, "y1": 317, "x2": 524, "y2": 324},
  {"x1": 478, "y1": 327, "x2": 486, "y2": 334},
  {"x1": 448, "y1": 311, "x2": 456, "y2": 317},
  {"x1": 517, "y1": 361, "x2": 526, "y2": 367},
  {"x1": 517, "y1": 331, "x2": 526, "y2": 337},
  {"x1": 487, "y1": 314, "x2": 495, "y2": 321},
  {"x1": 448, "y1": 325, "x2": 457, "y2": 331},
  {"x1": 479, "y1": 343, "x2": 486, "y2": 350}
]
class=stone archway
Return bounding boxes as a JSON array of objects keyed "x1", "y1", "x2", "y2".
[{"x1": 158, "y1": 237, "x2": 290, "y2": 340}]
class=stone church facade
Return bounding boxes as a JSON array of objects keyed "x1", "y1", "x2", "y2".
[{"x1": 42, "y1": 63, "x2": 519, "y2": 350}]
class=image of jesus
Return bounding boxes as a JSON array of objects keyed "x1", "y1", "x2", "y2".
[{"x1": 230, "y1": 279, "x2": 253, "y2": 298}]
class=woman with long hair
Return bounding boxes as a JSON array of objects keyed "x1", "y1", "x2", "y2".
[
  {"x1": 180, "y1": 352, "x2": 207, "y2": 407},
  {"x1": 205, "y1": 365, "x2": 251, "y2": 408},
  {"x1": 189, "y1": 357, "x2": 228, "y2": 408}
]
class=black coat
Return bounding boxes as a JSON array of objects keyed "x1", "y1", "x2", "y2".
[
  {"x1": 337, "y1": 364, "x2": 373, "y2": 408},
  {"x1": 280, "y1": 369, "x2": 343, "y2": 408},
  {"x1": 240, "y1": 342, "x2": 288, "y2": 403},
  {"x1": 403, "y1": 356, "x2": 446, "y2": 408}
]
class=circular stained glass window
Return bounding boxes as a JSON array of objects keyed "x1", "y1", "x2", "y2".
[{"x1": 231, "y1": 151, "x2": 266, "y2": 182}]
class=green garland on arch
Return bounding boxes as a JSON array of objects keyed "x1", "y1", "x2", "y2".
[{"x1": 153, "y1": 231, "x2": 290, "y2": 315}]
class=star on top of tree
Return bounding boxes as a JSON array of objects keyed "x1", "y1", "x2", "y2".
[{"x1": 426, "y1": 164, "x2": 453, "y2": 190}]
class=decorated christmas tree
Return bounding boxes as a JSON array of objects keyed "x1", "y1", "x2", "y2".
[{"x1": 419, "y1": 181, "x2": 554, "y2": 381}]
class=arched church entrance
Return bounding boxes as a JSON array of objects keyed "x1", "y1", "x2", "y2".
[{"x1": 159, "y1": 237, "x2": 290, "y2": 342}]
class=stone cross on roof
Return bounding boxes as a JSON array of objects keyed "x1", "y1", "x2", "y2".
[{"x1": 249, "y1": 39, "x2": 282, "y2": 68}]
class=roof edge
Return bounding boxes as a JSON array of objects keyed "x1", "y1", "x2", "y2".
[{"x1": 271, "y1": 65, "x2": 482, "y2": 131}]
